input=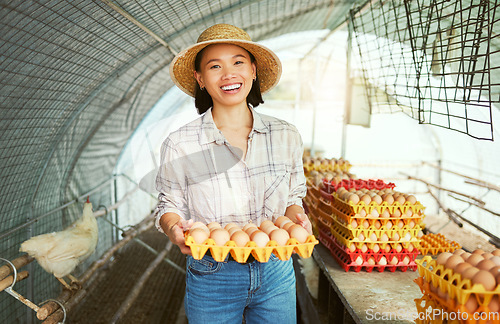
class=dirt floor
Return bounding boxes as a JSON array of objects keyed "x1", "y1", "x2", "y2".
[{"x1": 68, "y1": 227, "x2": 187, "y2": 324}]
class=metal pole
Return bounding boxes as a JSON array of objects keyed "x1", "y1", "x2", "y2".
[{"x1": 341, "y1": 17, "x2": 353, "y2": 158}]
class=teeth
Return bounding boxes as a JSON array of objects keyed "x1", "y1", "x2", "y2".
[{"x1": 221, "y1": 84, "x2": 241, "y2": 91}]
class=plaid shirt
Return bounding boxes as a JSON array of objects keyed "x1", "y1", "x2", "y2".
[{"x1": 155, "y1": 106, "x2": 306, "y2": 232}]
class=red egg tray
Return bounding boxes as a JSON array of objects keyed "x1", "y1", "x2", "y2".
[
  {"x1": 322, "y1": 178, "x2": 396, "y2": 193},
  {"x1": 318, "y1": 226, "x2": 418, "y2": 272}
]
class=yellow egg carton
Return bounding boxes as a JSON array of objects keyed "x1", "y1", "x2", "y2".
[
  {"x1": 416, "y1": 256, "x2": 500, "y2": 307},
  {"x1": 418, "y1": 233, "x2": 461, "y2": 255},
  {"x1": 185, "y1": 234, "x2": 319, "y2": 263},
  {"x1": 331, "y1": 192, "x2": 426, "y2": 216},
  {"x1": 329, "y1": 197, "x2": 424, "y2": 227},
  {"x1": 326, "y1": 218, "x2": 420, "y2": 250},
  {"x1": 329, "y1": 215, "x2": 422, "y2": 242}
]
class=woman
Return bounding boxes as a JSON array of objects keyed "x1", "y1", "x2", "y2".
[{"x1": 156, "y1": 24, "x2": 312, "y2": 323}]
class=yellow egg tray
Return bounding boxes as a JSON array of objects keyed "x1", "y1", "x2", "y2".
[
  {"x1": 303, "y1": 161, "x2": 352, "y2": 173},
  {"x1": 185, "y1": 234, "x2": 319, "y2": 263},
  {"x1": 414, "y1": 295, "x2": 448, "y2": 324},
  {"x1": 323, "y1": 217, "x2": 420, "y2": 250},
  {"x1": 418, "y1": 233, "x2": 461, "y2": 255},
  {"x1": 331, "y1": 192, "x2": 426, "y2": 215},
  {"x1": 328, "y1": 214, "x2": 422, "y2": 242},
  {"x1": 416, "y1": 256, "x2": 500, "y2": 307},
  {"x1": 329, "y1": 199, "x2": 424, "y2": 227}
]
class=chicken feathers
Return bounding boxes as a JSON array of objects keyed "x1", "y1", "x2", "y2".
[{"x1": 20, "y1": 197, "x2": 98, "y2": 285}]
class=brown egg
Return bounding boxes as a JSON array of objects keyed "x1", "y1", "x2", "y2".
[
  {"x1": 395, "y1": 244, "x2": 403, "y2": 253},
  {"x1": 461, "y1": 252, "x2": 471, "y2": 260},
  {"x1": 354, "y1": 256, "x2": 363, "y2": 265},
  {"x1": 388, "y1": 256, "x2": 399, "y2": 265},
  {"x1": 379, "y1": 233, "x2": 389, "y2": 242},
  {"x1": 190, "y1": 221, "x2": 210, "y2": 233},
  {"x1": 372, "y1": 244, "x2": 380, "y2": 253},
  {"x1": 274, "y1": 216, "x2": 291, "y2": 228},
  {"x1": 282, "y1": 222, "x2": 295, "y2": 231},
  {"x1": 490, "y1": 256, "x2": 500, "y2": 266},
  {"x1": 462, "y1": 267, "x2": 480, "y2": 280},
  {"x1": 251, "y1": 230, "x2": 270, "y2": 247},
  {"x1": 360, "y1": 194, "x2": 371, "y2": 204},
  {"x1": 207, "y1": 222, "x2": 222, "y2": 231},
  {"x1": 406, "y1": 195, "x2": 417, "y2": 204},
  {"x1": 453, "y1": 249, "x2": 466, "y2": 256},
  {"x1": 288, "y1": 224, "x2": 309, "y2": 243},
  {"x1": 382, "y1": 194, "x2": 395, "y2": 205},
  {"x1": 350, "y1": 219, "x2": 358, "y2": 229},
  {"x1": 436, "y1": 252, "x2": 453, "y2": 266},
  {"x1": 392, "y1": 209, "x2": 402, "y2": 218},
  {"x1": 259, "y1": 220, "x2": 275, "y2": 231},
  {"x1": 466, "y1": 254, "x2": 485, "y2": 267},
  {"x1": 348, "y1": 193, "x2": 360, "y2": 204},
  {"x1": 369, "y1": 233, "x2": 378, "y2": 242},
  {"x1": 360, "y1": 244, "x2": 368, "y2": 253},
  {"x1": 472, "y1": 249, "x2": 485, "y2": 255},
  {"x1": 492, "y1": 249, "x2": 500, "y2": 257},
  {"x1": 488, "y1": 295, "x2": 500, "y2": 312},
  {"x1": 378, "y1": 256, "x2": 387, "y2": 265},
  {"x1": 472, "y1": 270, "x2": 496, "y2": 291},
  {"x1": 402, "y1": 256, "x2": 410, "y2": 265},
  {"x1": 373, "y1": 220, "x2": 381, "y2": 229},
  {"x1": 380, "y1": 209, "x2": 391, "y2": 218},
  {"x1": 228, "y1": 226, "x2": 242, "y2": 236},
  {"x1": 348, "y1": 243, "x2": 356, "y2": 252},
  {"x1": 367, "y1": 257, "x2": 376, "y2": 266},
  {"x1": 482, "y1": 252, "x2": 494, "y2": 259},
  {"x1": 224, "y1": 223, "x2": 239, "y2": 231},
  {"x1": 394, "y1": 195, "x2": 406, "y2": 204},
  {"x1": 242, "y1": 223, "x2": 258, "y2": 232},
  {"x1": 245, "y1": 226, "x2": 260, "y2": 236},
  {"x1": 190, "y1": 228, "x2": 209, "y2": 244},
  {"x1": 407, "y1": 243, "x2": 415, "y2": 252},
  {"x1": 269, "y1": 228, "x2": 290, "y2": 246},
  {"x1": 454, "y1": 262, "x2": 472, "y2": 275},
  {"x1": 372, "y1": 195, "x2": 383, "y2": 205},
  {"x1": 464, "y1": 295, "x2": 478, "y2": 313},
  {"x1": 477, "y1": 259, "x2": 496, "y2": 271},
  {"x1": 445, "y1": 255, "x2": 464, "y2": 270},
  {"x1": 231, "y1": 230, "x2": 250, "y2": 247},
  {"x1": 385, "y1": 221, "x2": 393, "y2": 230},
  {"x1": 210, "y1": 228, "x2": 230, "y2": 246},
  {"x1": 370, "y1": 209, "x2": 380, "y2": 217},
  {"x1": 262, "y1": 225, "x2": 279, "y2": 235}
]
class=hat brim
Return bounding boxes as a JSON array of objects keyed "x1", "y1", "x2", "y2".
[{"x1": 169, "y1": 39, "x2": 282, "y2": 98}]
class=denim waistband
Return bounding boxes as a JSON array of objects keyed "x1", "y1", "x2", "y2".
[{"x1": 205, "y1": 250, "x2": 256, "y2": 263}]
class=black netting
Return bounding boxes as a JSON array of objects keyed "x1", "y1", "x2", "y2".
[{"x1": 351, "y1": 0, "x2": 499, "y2": 140}]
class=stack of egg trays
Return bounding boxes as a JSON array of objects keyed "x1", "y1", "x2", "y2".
[
  {"x1": 317, "y1": 225, "x2": 418, "y2": 272},
  {"x1": 419, "y1": 233, "x2": 462, "y2": 255},
  {"x1": 414, "y1": 295, "x2": 447, "y2": 324},
  {"x1": 415, "y1": 256, "x2": 500, "y2": 320},
  {"x1": 185, "y1": 234, "x2": 319, "y2": 263}
]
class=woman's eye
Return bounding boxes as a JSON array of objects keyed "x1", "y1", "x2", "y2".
[
  {"x1": 209, "y1": 64, "x2": 220, "y2": 69},
  {"x1": 235, "y1": 61, "x2": 244, "y2": 65}
]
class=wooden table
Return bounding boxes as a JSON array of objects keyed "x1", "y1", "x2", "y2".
[{"x1": 313, "y1": 243, "x2": 424, "y2": 324}]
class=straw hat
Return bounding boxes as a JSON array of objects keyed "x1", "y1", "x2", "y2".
[{"x1": 169, "y1": 24, "x2": 282, "y2": 97}]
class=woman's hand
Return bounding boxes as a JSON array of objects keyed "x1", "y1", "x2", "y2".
[
  {"x1": 295, "y1": 213, "x2": 313, "y2": 235},
  {"x1": 160, "y1": 214, "x2": 192, "y2": 255}
]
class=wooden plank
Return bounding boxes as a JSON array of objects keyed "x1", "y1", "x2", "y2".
[{"x1": 313, "y1": 244, "x2": 422, "y2": 323}]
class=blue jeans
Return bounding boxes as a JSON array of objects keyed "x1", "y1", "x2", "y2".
[{"x1": 184, "y1": 253, "x2": 297, "y2": 324}]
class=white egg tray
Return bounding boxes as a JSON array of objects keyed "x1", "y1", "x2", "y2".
[{"x1": 185, "y1": 234, "x2": 318, "y2": 263}]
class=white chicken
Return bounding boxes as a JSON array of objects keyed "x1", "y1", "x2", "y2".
[{"x1": 20, "y1": 197, "x2": 98, "y2": 290}]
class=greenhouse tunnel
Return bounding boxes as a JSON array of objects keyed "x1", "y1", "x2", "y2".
[{"x1": 1, "y1": 0, "x2": 500, "y2": 323}]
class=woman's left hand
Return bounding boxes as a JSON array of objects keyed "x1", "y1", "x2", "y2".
[{"x1": 295, "y1": 213, "x2": 313, "y2": 235}]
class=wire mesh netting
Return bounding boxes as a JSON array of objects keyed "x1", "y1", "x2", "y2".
[{"x1": 351, "y1": 0, "x2": 499, "y2": 140}]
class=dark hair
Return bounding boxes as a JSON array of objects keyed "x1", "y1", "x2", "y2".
[{"x1": 194, "y1": 46, "x2": 264, "y2": 114}]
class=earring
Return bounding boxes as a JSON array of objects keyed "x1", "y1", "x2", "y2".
[{"x1": 200, "y1": 85, "x2": 205, "y2": 90}]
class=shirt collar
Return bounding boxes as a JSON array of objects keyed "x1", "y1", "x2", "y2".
[{"x1": 199, "y1": 106, "x2": 269, "y2": 145}]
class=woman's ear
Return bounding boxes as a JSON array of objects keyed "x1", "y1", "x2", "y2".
[
  {"x1": 251, "y1": 62, "x2": 257, "y2": 79},
  {"x1": 194, "y1": 71, "x2": 204, "y2": 89}
]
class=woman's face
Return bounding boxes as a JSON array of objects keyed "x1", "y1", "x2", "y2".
[{"x1": 194, "y1": 44, "x2": 256, "y2": 109}]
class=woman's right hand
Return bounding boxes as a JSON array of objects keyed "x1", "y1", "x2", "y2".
[{"x1": 167, "y1": 219, "x2": 193, "y2": 255}]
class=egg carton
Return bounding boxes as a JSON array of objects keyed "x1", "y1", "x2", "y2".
[
  {"x1": 416, "y1": 256, "x2": 500, "y2": 307},
  {"x1": 303, "y1": 161, "x2": 352, "y2": 173},
  {"x1": 328, "y1": 214, "x2": 422, "y2": 242},
  {"x1": 319, "y1": 216, "x2": 420, "y2": 250},
  {"x1": 185, "y1": 234, "x2": 319, "y2": 263},
  {"x1": 419, "y1": 233, "x2": 461, "y2": 255},
  {"x1": 331, "y1": 191, "x2": 426, "y2": 216},
  {"x1": 329, "y1": 197, "x2": 425, "y2": 227},
  {"x1": 322, "y1": 229, "x2": 417, "y2": 272},
  {"x1": 322, "y1": 178, "x2": 396, "y2": 194}
]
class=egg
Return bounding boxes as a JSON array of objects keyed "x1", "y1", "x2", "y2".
[
  {"x1": 488, "y1": 295, "x2": 500, "y2": 312},
  {"x1": 242, "y1": 223, "x2": 258, "y2": 231},
  {"x1": 464, "y1": 295, "x2": 478, "y2": 313},
  {"x1": 228, "y1": 226, "x2": 242, "y2": 236},
  {"x1": 360, "y1": 194, "x2": 371, "y2": 204},
  {"x1": 436, "y1": 252, "x2": 453, "y2": 265},
  {"x1": 380, "y1": 209, "x2": 391, "y2": 218},
  {"x1": 245, "y1": 226, "x2": 259, "y2": 236},
  {"x1": 466, "y1": 254, "x2": 485, "y2": 267},
  {"x1": 348, "y1": 193, "x2": 360, "y2": 204},
  {"x1": 231, "y1": 230, "x2": 250, "y2": 247},
  {"x1": 462, "y1": 266, "x2": 480, "y2": 280},
  {"x1": 360, "y1": 244, "x2": 368, "y2": 253},
  {"x1": 350, "y1": 219, "x2": 358, "y2": 229},
  {"x1": 251, "y1": 230, "x2": 270, "y2": 247},
  {"x1": 373, "y1": 220, "x2": 381, "y2": 229},
  {"x1": 262, "y1": 225, "x2": 279, "y2": 235},
  {"x1": 369, "y1": 233, "x2": 377, "y2": 243},
  {"x1": 210, "y1": 228, "x2": 230, "y2": 246},
  {"x1": 385, "y1": 221, "x2": 393, "y2": 230},
  {"x1": 453, "y1": 249, "x2": 466, "y2": 256},
  {"x1": 472, "y1": 270, "x2": 496, "y2": 290},
  {"x1": 372, "y1": 244, "x2": 380, "y2": 253},
  {"x1": 395, "y1": 244, "x2": 403, "y2": 253},
  {"x1": 406, "y1": 195, "x2": 417, "y2": 204},
  {"x1": 224, "y1": 223, "x2": 239, "y2": 231},
  {"x1": 362, "y1": 220, "x2": 370, "y2": 229},
  {"x1": 348, "y1": 243, "x2": 356, "y2": 252},
  {"x1": 378, "y1": 256, "x2": 387, "y2": 265},
  {"x1": 282, "y1": 222, "x2": 295, "y2": 231},
  {"x1": 388, "y1": 256, "x2": 399, "y2": 265},
  {"x1": 259, "y1": 220, "x2": 275, "y2": 231},
  {"x1": 483, "y1": 252, "x2": 494, "y2": 259},
  {"x1": 493, "y1": 249, "x2": 500, "y2": 257},
  {"x1": 394, "y1": 195, "x2": 406, "y2": 204},
  {"x1": 367, "y1": 257, "x2": 376, "y2": 266},
  {"x1": 207, "y1": 222, "x2": 222, "y2": 231},
  {"x1": 477, "y1": 259, "x2": 496, "y2": 271},
  {"x1": 445, "y1": 255, "x2": 465, "y2": 270},
  {"x1": 382, "y1": 194, "x2": 395, "y2": 205},
  {"x1": 454, "y1": 262, "x2": 472, "y2": 275},
  {"x1": 354, "y1": 256, "x2": 363, "y2": 265},
  {"x1": 288, "y1": 224, "x2": 309, "y2": 243},
  {"x1": 490, "y1": 256, "x2": 500, "y2": 266},
  {"x1": 269, "y1": 228, "x2": 290, "y2": 246},
  {"x1": 190, "y1": 228, "x2": 209, "y2": 244},
  {"x1": 379, "y1": 233, "x2": 389, "y2": 242},
  {"x1": 190, "y1": 221, "x2": 210, "y2": 233},
  {"x1": 472, "y1": 248, "x2": 485, "y2": 255},
  {"x1": 274, "y1": 216, "x2": 291, "y2": 228},
  {"x1": 392, "y1": 209, "x2": 402, "y2": 218}
]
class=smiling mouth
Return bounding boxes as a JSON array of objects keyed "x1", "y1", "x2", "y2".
[{"x1": 221, "y1": 83, "x2": 242, "y2": 91}]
